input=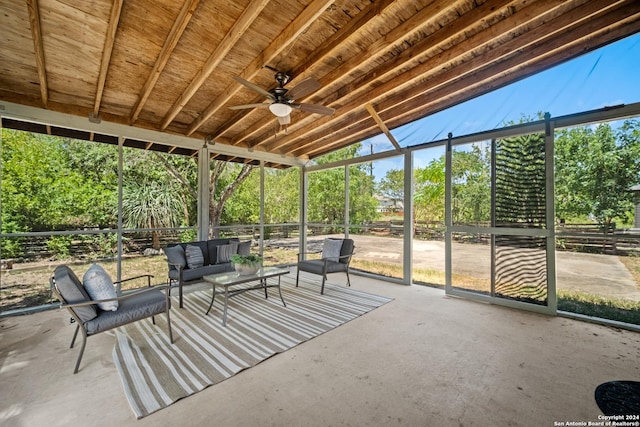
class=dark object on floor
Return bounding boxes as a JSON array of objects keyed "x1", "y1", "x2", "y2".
[{"x1": 595, "y1": 381, "x2": 640, "y2": 415}]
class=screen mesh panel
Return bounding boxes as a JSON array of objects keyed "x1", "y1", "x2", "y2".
[{"x1": 493, "y1": 132, "x2": 548, "y2": 305}]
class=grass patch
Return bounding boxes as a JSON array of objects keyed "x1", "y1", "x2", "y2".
[{"x1": 558, "y1": 289, "x2": 640, "y2": 325}]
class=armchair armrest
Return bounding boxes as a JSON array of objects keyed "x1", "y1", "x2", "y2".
[
  {"x1": 114, "y1": 274, "x2": 154, "y2": 287},
  {"x1": 59, "y1": 284, "x2": 170, "y2": 309}
]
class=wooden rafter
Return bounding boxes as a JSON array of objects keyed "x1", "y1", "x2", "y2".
[
  {"x1": 365, "y1": 103, "x2": 401, "y2": 150},
  {"x1": 160, "y1": 0, "x2": 271, "y2": 130},
  {"x1": 129, "y1": 0, "x2": 201, "y2": 123},
  {"x1": 93, "y1": 0, "x2": 124, "y2": 118},
  {"x1": 26, "y1": 0, "x2": 47, "y2": 107},
  {"x1": 188, "y1": 0, "x2": 335, "y2": 137}
]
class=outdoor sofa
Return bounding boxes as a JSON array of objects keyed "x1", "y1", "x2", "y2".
[{"x1": 165, "y1": 238, "x2": 250, "y2": 308}]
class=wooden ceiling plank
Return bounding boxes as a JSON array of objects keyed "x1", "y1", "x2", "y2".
[
  {"x1": 248, "y1": 0, "x2": 517, "y2": 149},
  {"x1": 93, "y1": 0, "x2": 124, "y2": 117},
  {"x1": 296, "y1": 6, "x2": 640, "y2": 158},
  {"x1": 26, "y1": 0, "x2": 48, "y2": 107},
  {"x1": 209, "y1": 0, "x2": 397, "y2": 142},
  {"x1": 188, "y1": 0, "x2": 335, "y2": 137},
  {"x1": 129, "y1": 0, "x2": 201, "y2": 124},
  {"x1": 160, "y1": 0, "x2": 271, "y2": 130},
  {"x1": 270, "y1": 0, "x2": 599, "y2": 154},
  {"x1": 365, "y1": 103, "x2": 401, "y2": 150}
]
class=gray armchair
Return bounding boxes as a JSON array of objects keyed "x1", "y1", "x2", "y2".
[
  {"x1": 296, "y1": 238, "x2": 355, "y2": 294},
  {"x1": 50, "y1": 265, "x2": 173, "y2": 374}
]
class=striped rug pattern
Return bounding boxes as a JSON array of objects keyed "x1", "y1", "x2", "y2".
[{"x1": 113, "y1": 276, "x2": 393, "y2": 419}]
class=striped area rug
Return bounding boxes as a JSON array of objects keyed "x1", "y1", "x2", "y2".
[{"x1": 113, "y1": 275, "x2": 393, "y2": 419}]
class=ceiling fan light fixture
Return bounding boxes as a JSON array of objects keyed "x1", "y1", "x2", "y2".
[{"x1": 269, "y1": 102, "x2": 292, "y2": 117}]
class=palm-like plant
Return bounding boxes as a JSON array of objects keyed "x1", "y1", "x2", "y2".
[{"x1": 122, "y1": 180, "x2": 183, "y2": 249}]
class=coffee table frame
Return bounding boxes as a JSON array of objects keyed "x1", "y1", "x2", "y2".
[{"x1": 203, "y1": 267, "x2": 289, "y2": 326}]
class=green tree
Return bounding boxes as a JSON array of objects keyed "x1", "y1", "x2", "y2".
[
  {"x1": 451, "y1": 143, "x2": 491, "y2": 225},
  {"x1": 555, "y1": 120, "x2": 640, "y2": 228},
  {"x1": 307, "y1": 144, "x2": 377, "y2": 227},
  {"x1": 414, "y1": 156, "x2": 445, "y2": 223},
  {"x1": 377, "y1": 169, "x2": 404, "y2": 212}
]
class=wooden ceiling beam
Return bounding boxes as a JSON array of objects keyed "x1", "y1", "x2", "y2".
[
  {"x1": 93, "y1": 0, "x2": 124, "y2": 119},
  {"x1": 188, "y1": 0, "x2": 335, "y2": 137},
  {"x1": 129, "y1": 0, "x2": 201, "y2": 123},
  {"x1": 26, "y1": 0, "x2": 48, "y2": 107},
  {"x1": 273, "y1": 0, "x2": 599, "y2": 154},
  {"x1": 297, "y1": 5, "x2": 640, "y2": 158},
  {"x1": 160, "y1": 0, "x2": 271, "y2": 130},
  {"x1": 217, "y1": 0, "x2": 401, "y2": 145},
  {"x1": 365, "y1": 103, "x2": 401, "y2": 150},
  {"x1": 259, "y1": 0, "x2": 522, "y2": 152}
]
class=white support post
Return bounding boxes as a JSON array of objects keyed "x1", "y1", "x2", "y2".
[
  {"x1": 344, "y1": 165, "x2": 350, "y2": 238},
  {"x1": 444, "y1": 133, "x2": 453, "y2": 293},
  {"x1": 299, "y1": 166, "x2": 307, "y2": 259},
  {"x1": 545, "y1": 112, "x2": 558, "y2": 313},
  {"x1": 259, "y1": 161, "x2": 265, "y2": 256},
  {"x1": 116, "y1": 136, "x2": 124, "y2": 290},
  {"x1": 403, "y1": 150, "x2": 413, "y2": 285},
  {"x1": 197, "y1": 145, "x2": 210, "y2": 239}
]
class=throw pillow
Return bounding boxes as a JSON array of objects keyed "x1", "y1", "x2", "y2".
[
  {"x1": 216, "y1": 241, "x2": 239, "y2": 263},
  {"x1": 185, "y1": 244, "x2": 204, "y2": 269},
  {"x1": 83, "y1": 263, "x2": 118, "y2": 312},
  {"x1": 237, "y1": 240, "x2": 251, "y2": 256},
  {"x1": 321, "y1": 238, "x2": 343, "y2": 262},
  {"x1": 165, "y1": 244, "x2": 187, "y2": 268}
]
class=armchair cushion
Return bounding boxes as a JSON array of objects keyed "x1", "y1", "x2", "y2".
[
  {"x1": 83, "y1": 289, "x2": 169, "y2": 335},
  {"x1": 165, "y1": 244, "x2": 186, "y2": 268},
  {"x1": 339, "y1": 239, "x2": 355, "y2": 264},
  {"x1": 53, "y1": 265, "x2": 97, "y2": 323},
  {"x1": 298, "y1": 259, "x2": 347, "y2": 275},
  {"x1": 83, "y1": 263, "x2": 118, "y2": 312},
  {"x1": 321, "y1": 238, "x2": 343, "y2": 261},
  {"x1": 185, "y1": 244, "x2": 204, "y2": 269}
]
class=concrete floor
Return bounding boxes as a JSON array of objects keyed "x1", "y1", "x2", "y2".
[{"x1": 1, "y1": 272, "x2": 640, "y2": 427}]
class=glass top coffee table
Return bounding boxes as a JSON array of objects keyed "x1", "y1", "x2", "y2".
[{"x1": 203, "y1": 266, "x2": 289, "y2": 326}]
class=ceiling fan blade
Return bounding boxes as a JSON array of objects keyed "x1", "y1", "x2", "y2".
[
  {"x1": 232, "y1": 76, "x2": 275, "y2": 101},
  {"x1": 286, "y1": 78, "x2": 321, "y2": 100},
  {"x1": 298, "y1": 103, "x2": 335, "y2": 116},
  {"x1": 228, "y1": 103, "x2": 271, "y2": 110}
]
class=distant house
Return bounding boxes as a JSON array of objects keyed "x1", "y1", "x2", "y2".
[{"x1": 375, "y1": 194, "x2": 403, "y2": 214}]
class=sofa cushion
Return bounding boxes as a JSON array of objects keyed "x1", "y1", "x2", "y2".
[
  {"x1": 237, "y1": 241, "x2": 251, "y2": 255},
  {"x1": 84, "y1": 288, "x2": 168, "y2": 335},
  {"x1": 165, "y1": 244, "x2": 187, "y2": 269},
  {"x1": 168, "y1": 263, "x2": 232, "y2": 281},
  {"x1": 83, "y1": 263, "x2": 118, "y2": 312},
  {"x1": 185, "y1": 244, "x2": 205, "y2": 269},
  {"x1": 53, "y1": 265, "x2": 98, "y2": 323},
  {"x1": 216, "y1": 242, "x2": 239, "y2": 263},
  {"x1": 207, "y1": 238, "x2": 239, "y2": 265}
]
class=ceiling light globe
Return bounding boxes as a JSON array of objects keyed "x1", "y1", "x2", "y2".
[{"x1": 269, "y1": 103, "x2": 292, "y2": 117}]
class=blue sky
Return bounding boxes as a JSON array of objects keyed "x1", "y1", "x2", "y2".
[{"x1": 361, "y1": 32, "x2": 640, "y2": 179}]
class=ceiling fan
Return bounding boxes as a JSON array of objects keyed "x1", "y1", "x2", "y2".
[{"x1": 229, "y1": 70, "x2": 335, "y2": 125}]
